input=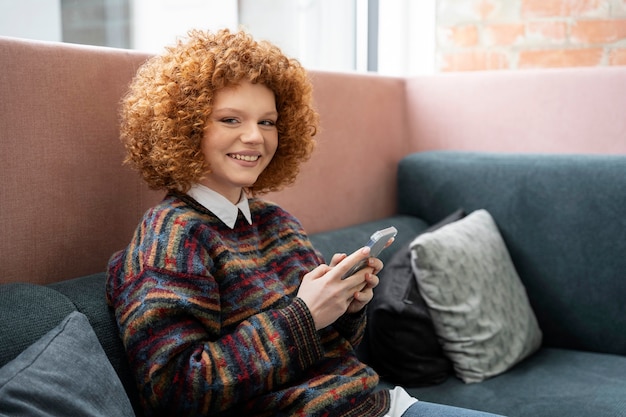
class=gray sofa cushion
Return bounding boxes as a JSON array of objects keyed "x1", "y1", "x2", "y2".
[
  {"x1": 0, "y1": 311, "x2": 135, "y2": 417},
  {"x1": 0, "y1": 279, "x2": 144, "y2": 416},
  {"x1": 49, "y1": 274, "x2": 143, "y2": 415},
  {"x1": 398, "y1": 348, "x2": 626, "y2": 417},
  {"x1": 0, "y1": 283, "x2": 76, "y2": 368}
]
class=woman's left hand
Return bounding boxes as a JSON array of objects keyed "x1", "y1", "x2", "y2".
[
  {"x1": 327, "y1": 251, "x2": 383, "y2": 313},
  {"x1": 345, "y1": 257, "x2": 381, "y2": 313}
]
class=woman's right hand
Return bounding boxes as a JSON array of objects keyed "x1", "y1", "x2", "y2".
[{"x1": 296, "y1": 247, "x2": 373, "y2": 330}]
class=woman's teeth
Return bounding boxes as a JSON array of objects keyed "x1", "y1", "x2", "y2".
[{"x1": 230, "y1": 154, "x2": 259, "y2": 162}]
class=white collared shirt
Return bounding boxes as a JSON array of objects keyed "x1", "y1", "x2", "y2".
[{"x1": 187, "y1": 184, "x2": 252, "y2": 229}]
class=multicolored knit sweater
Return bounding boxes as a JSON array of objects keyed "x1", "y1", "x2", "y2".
[{"x1": 106, "y1": 194, "x2": 390, "y2": 417}]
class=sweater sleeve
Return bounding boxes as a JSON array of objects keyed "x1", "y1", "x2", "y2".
[
  {"x1": 334, "y1": 308, "x2": 367, "y2": 348},
  {"x1": 109, "y1": 265, "x2": 325, "y2": 416}
]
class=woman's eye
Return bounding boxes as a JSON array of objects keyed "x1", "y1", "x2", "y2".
[
  {"x1": 260, "y1": 120, "x2": 276, "y2": 127},
  {"x1": 221, "y1": 118, "x2": 239, "y2": 124}
]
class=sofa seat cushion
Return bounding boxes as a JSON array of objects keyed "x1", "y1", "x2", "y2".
[{"x1": 380, "y1": 348, "x2": 626, "y2": 417}]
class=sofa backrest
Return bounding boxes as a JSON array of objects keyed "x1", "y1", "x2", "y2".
[
  {"x1": 0, "y1": 37, "x2": 161, "y2": 285},
  {"x1": 397, "y1": 151, "x2": 626, "y2": 355}
]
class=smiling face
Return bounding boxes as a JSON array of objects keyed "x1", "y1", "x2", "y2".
[{"x1": 199, "y1": 81, "x2": 279, "y2": 203}]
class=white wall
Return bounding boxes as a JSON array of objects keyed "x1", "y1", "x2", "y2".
[
  {"x1": 378, "y1": 0, "x2": 436, "y2": 75},
  {"x1": 0, "y1": 0, "x2": 61, "y2": 41},
  {"x1": 130, "y1": 0, "x2": 238, "y2": 53}
]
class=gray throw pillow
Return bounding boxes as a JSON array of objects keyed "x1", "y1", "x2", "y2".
[
  {"x1": 0, "y1": 311, "x2": 135, "y2": 417},
  {"x1": 410, "y1": 209, "x2": 542, "y2": 383}
]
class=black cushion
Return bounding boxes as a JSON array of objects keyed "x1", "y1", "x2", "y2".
[{"x1": 367, "y1": 209, "x2": 465, "y2": 387}]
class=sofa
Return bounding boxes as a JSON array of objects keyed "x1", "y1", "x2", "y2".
[{"x1": 1, "y1": 36, "x2": 625, "y2": 417}]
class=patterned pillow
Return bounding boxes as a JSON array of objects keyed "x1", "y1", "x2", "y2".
[{"x1": 410, "y1": 209, "x2": 542, "y2": 383}]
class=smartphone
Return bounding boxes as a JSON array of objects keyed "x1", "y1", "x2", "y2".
[{"x1": 341, "y1": 226, "x2": 398, "y2": 279}]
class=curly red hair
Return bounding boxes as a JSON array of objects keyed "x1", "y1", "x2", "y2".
[{"x1": 120, "y1": 29, "x2": 318, "y2": 194}]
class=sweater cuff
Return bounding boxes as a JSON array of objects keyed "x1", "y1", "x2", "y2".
[
  {"x1": 335, "y1": 307, "x2": 366, "y2": 335},
  {"x1": 282, "y1": 298, "x2": 324, "y2": 371}
]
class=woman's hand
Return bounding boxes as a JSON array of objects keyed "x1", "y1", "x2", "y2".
[
  {"x1": 297, "y1": 247, "x2": 383, "y2": 330},
  {"x1": 328, "y1": 246, "x2": 384, "y2": 314},
  {"x1": 346, "y1": 258, "x2": 380, "y2": 314}
]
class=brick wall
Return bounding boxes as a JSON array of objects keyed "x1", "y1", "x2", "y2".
[{"x1": 436, "y1": 0, "x2": 626, "y2": 71}]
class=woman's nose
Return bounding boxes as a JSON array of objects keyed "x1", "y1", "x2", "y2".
[{"x1": 240, "y1": 123, "x2": 264, "y2": 144}]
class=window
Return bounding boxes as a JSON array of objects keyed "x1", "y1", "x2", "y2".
[{"x1": 0, "y1": 0, "x2": 435, "y2": 75}]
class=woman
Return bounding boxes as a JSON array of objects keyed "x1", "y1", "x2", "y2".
[{"x1": 106, "y1": 29, "x2": 502, "y2": 417}]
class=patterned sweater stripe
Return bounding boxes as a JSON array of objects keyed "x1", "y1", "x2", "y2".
[{"x1": 106, "y1": 195, "x2": 390, "y2": 417}]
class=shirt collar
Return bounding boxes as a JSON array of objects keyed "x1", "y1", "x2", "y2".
[{"x1": 187, "y1": 184, "x2": 252, "y2": 229}]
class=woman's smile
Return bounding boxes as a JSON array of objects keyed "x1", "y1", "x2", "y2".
[{"x1": 228, "y1": 152, "x2": 262, "y2": 163}]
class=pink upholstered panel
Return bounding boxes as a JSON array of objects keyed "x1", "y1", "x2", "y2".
[
  {"x1": 0, "y1": 37, "x2": 162, "y2": 284},
  {"x1": 266, "y1": 71, "x2": 408, "y2": 234},
  {"x1": 0, "y1": 37, "x2": 407, "y2": 284},
  {"x1": 405, "y1": 67, "x2": 626, "y2": 154}
]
